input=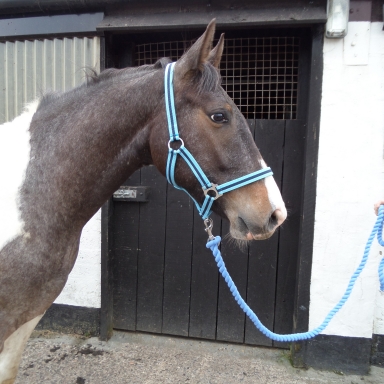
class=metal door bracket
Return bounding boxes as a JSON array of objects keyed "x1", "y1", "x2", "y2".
[{"x1": 113, "y1": 186, "x2": 150, "y2": 202}]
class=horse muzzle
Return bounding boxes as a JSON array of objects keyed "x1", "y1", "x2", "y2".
[{"x1": 231, "y1": 205, "x2": 287, "y2": 241}]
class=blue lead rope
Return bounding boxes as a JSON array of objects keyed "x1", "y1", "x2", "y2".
[
  {"x1": 206, "y1": 206, "x2": 384, "y2": 342},
  {"x1": 164, "y1": 62, "x2": 273, "y2": 220}
]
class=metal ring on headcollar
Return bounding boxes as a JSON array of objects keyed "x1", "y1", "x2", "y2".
[
  {"x1": 168, "y1": 138, "x2": 184, "y2": 151},
  {"x1": 203, "y1": 184, "x2": 223, "y2": 200}
]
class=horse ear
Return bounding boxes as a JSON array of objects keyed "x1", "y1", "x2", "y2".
[
  {"x1": 176, "y1": 19, "x2": 216, "y2": 76},
  {"x1": 208, "y1": 33, "x2": 225, "y2": 68}
]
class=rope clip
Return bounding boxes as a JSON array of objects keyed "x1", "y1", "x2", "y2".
[{"x1": 204, "y1": 218, "x2": 215, "y2": 242}]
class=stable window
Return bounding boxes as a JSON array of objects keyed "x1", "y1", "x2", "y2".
[{"x1": 135, "y1": 36, "x2": 299, "y2": 120}]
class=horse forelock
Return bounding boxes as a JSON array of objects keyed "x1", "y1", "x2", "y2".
[{"x1": 195, "y1": 62, "x2": 222, "y2": 94}]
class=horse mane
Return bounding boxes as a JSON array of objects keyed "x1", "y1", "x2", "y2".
[{"x1": 37, "y1": 57, "x2": 220, "y2": 110}]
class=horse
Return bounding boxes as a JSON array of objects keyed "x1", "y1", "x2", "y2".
[{"x1": 0, "y1": 20, "x2": 287, "y2": 383}]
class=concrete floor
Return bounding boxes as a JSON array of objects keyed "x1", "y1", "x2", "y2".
[{"x1": 16, "y1": 330, "x2": 384, "y2": 384}]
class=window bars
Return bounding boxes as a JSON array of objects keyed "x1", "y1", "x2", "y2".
[{"x1": 135, "y1": 37, "x2": 299, "y2": 120}]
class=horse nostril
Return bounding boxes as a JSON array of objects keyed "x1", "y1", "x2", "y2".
[
  {"x1": 271, "y1": 208, "x2": 287, "y2": 227},
  {"x1": 270, "y1": 211, "x2": 278, "y2": 226}
]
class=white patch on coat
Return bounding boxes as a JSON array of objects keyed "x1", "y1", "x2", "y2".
[
  {"x1": 0, "y1": 101, "x2": 38, "y2": 251},
  {"x1": 0, "y1": 314, "x2": 43, "y2": 384},
  {"x1": 261, "y1": 160, "x2": 287, "y2": 223}
]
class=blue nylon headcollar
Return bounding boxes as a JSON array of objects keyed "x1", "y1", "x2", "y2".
[{"x1": 164, "y1": 62, "x2": 273, "y2": 220}]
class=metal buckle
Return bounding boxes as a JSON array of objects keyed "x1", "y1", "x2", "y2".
[
  {"x1": 203, "y1": 184, "x2": 223, "y2": 200},
  {"x1": 168, "y1": 138, "x2": 184, "y2": 151}
]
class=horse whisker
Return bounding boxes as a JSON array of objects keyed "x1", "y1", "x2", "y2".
[{"x1": 222, "y1": 232, "x2": 249, "y2": 253}]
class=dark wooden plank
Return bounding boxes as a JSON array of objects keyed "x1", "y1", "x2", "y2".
[
  {"x1": 293, "y1": 25, "x2": 323, "y2": 334},
  {"x1": 216, "y1": 218, "x2": 248, "y2": 343},
  {"x1": 162, "y1": 185, "x2": 194, "y2": 336},
  {"x1": 100, "y1": 198, "x2": 114, "y2": 341},
  {"x1": 118, "y1": 41, "x2": 133, "y2": 68},
  {"x1": 273, "y1": 119, "x2": 306, "y2": 348},
  {"x1": 100, "y1": 36, "x2": 106, "y2": 72},
  {"x1": 292, "y1": 25, "x2": 324, "y2": 367},
  {"x1": 112, "y1": 171, "x2": 140, "y2": 331},
  {"x1": 136, "y1": 165, "x2": 167, "y2": 333},
  {"x1": 189, "y1": 212, "x2": 221, "y2": 340},
  {"x1": 296, "y1": 31, "x2": 311, "y2": 121},
  {"x1": 98, "y1": 4, "x2": 327, "y2": 32},
  {"x1": 245, "y1": 119, "x2": 285, "y2": 346},
  {"x1": 99, "y1": 35, "x2": 113, "y2": 341}
]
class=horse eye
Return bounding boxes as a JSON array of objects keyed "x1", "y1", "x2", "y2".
[{"x1": 210, "y1": 113, "x2": 228, "y2": 123}]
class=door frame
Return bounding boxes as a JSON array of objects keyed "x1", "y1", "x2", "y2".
[{"x1": 99, "y1": 25, "x2": 325, "y2": 353}]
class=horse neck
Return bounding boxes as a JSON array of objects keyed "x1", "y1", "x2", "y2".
[{"x1": 23, "y1": 69, "x2": 164, "y2": 238}]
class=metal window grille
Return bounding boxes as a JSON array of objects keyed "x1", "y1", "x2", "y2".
[{"x1": 135, "y1": 37, "x2": 299, "y2": 120}]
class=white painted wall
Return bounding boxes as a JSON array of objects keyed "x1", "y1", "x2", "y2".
[
  {"x1": 54, "y1": 210, "x2": 101, "y2": 308},
  {"x1": 309, "y1": 22, "x2": 384, "y2": 338}
]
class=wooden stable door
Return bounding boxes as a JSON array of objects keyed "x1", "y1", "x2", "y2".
[
  {"x1": 108, "y1": 27, "x2": 309, "y2": 346},
  {"x1": 111, "y1": 118, "x2": 305, "y2": 347}
]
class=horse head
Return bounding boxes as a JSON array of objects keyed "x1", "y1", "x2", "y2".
[{"x1": 150, "y1": 20, "x2": 287, "y2": 240}]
